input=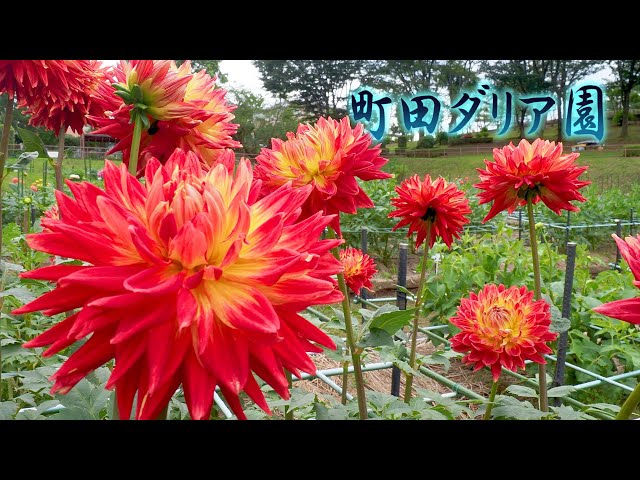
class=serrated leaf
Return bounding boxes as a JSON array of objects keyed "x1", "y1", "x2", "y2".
[
  {"x1": 0, "y1": 286, "x2": 37, "y2": 303},
  {"x1": 491, "y1": 405, "x2": 547, "y2": 420},
  {"x1": 505, "y1": 385, "x2": 538, "y2": 398},
  {"x1": 369, "y1": 307, "x2": 416, "y2": 335},
  {"x1": 586, "y1": 402, "x2": 621, "y2": 413},
  {"x1": 546, "y1": 385, "x2": 576, "y2": 398},
  {"x1": 357, "y1": 327, "x2": 394, "y2": 348},
  {"x1": 16, "y1": 127, "x2": 51, "y2": 160},
  {"x1": 552, "y1": 405, "x2": 594, "y2": 420},
  {"x1": 49, "y1": 407, "x2": 94, "y2": 420},
  {"x1": 0, "y1": 401, "x2": 19, "y2": 420},
  {"x1": 550, "y1": 316, "x2": 571, "y2": 333},
  {"x1": 418, "y1": 409, "x2": 449, "y2": 420}
]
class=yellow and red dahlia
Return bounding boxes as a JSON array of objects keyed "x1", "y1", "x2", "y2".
[
  {"x1": 24, "y1": 60, "x2": 108, "y2": 135},
  {"x1": 475, "y1": 138, "x2": 590, "y2": 223},
  {"x1": 339, "y1": 247, "x2": 377, "y2": 295},
  {"x1": 449, "y1": 284, "x2": 557, "y2": 382},
  {"x1": 89, "y1": 60, "x2": 240, "y2": 173},
  {"x1": 593, "y1": 234, "x2": 640, "y2": 324},
  {"x1": 389, "y1": 174, "x2": 471, "y2": 249},
  {"x1": 13, "y1": 148, "x2": 344, "y2": 420},
  {"x1": 254, "y1": 117, "x2": 393, "y2": 234}
]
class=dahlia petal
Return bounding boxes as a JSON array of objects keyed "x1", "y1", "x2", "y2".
[
  {"x1": 593, "y1": 299, "x2": 640, "y2": 324},
  {"x1": 183, "y1": 349, "x2": 217, "y2": 420}
]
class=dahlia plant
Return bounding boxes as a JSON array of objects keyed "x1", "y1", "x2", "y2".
[
  {"x1": 475, "y1": 138, "x2": 590, "y2": 411},
  {"x1": 389, "y1": 174, "x2": 471, "y2": 402}
]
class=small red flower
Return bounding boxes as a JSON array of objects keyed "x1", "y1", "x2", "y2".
[
  {"x1": 475, "y1": 138, "x2": 590, "y2": 223},
  {"x1": 592, "y1": 234, "x2": 640, "y2": 325},
  {"x1": 254, "y1": 117, "x2": 392, "y2": 234},
  {"x1": 11, "y1": 177, "x2": 18, "y2": 184},
  {"x1": 389, "y1": 174, "x2": 471, "y2": 249},
  {"x1": 449, "y1": 284, "x2": 557, "y2": 382},
  {"x1": 339, "y1": 247, "x2": 377, "y2": 295}
]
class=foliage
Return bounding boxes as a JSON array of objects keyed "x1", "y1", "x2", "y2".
[
  {"x1": 253, "y1": 60, "x2": 361, "y2": 121},
  {"x1": 416, "y1": 135, "x2": 435, "y2": 149}
]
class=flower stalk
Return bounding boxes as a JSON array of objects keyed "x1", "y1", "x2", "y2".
[
  {"x1": 484, "y1": 381, "x2": 499, "y2": 420},
  {"x1": 404, "y1": 221, "x2": 431, "y2": 403},
  {"x1": 527, "y1": 198, "x2": 548, "y2": 412},
  {"x1": 327, "y1": 226, "x2": 368, "y2": 420},
  {"x1": 616, "y1": 383, "x2": 640, "y2": 420}
]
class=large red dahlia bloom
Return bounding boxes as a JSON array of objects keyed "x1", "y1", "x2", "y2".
[
  {"x1": 254, "y1": 117, "x2": 392, "y2": 234},
  {"x1": 0, "y1": 61, "x2": 76, "y2": 103},
  {"x1": 389, "y1": 174, "x2": 471, "y2": 249},
  {"x1": 592, "y1": 234, "x2": 640, "y2": 325},
  {"x1": 449, "y1": 284, "x2": 557, "y2": 382},
  {"x1": 475, "y1": 138, "x2": 590, "y2": 223},
  {"x1": 89, "y1": 60, "x2": 240, "y2": 173},
  {"x1": 13, "y1": 148, "x2": 343, "y2": 420},
  {"x1": 24, "y1": 60, "x2": 109, "y2": 135}
]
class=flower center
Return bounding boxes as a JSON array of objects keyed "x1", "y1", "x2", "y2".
[{"x1": 421, "y1": 207, "x2": 437, "y2": 222}]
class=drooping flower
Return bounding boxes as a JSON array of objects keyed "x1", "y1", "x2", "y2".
[
  {"x1": 449, "y1": 284, "x2": 557, "y2": 382},
  {"x1": 0, "y1": 61, "x2": 76, "y2": 103},
  {"x1": 592, "y1": 234, "x2": 640, "y2": 325},
  {"x1": 475, "y1": 138, "x2": 590, "y2": 223},
  {"x1": 339, "y1": 247, "x2": 377, "y2": 295},
  {"x1": 89, "y1": 60, "x2": 240, "y2": 173},
  {"x1": 254, "y1": 117, "x2": 393, "y2": 234},
  {"x1": 24, "y1": 60, "x2": 109, "y2": 135},
  {"x1": 13, "y1": 148, "x2": 344, "y2": 420},
  {"x1": 389, "y1": 174, "x2": 471, "y2": 249}
]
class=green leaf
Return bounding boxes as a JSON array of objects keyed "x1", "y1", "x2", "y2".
[
  {"x1": 552, "y1": 405, "x2": 594, "y2": 420},
  {"x1": 550, "y1": 316, "x2": 571, "y2": 334},
  {"x1": 546, "y1": 385, "x2": 576, "y2": 398},
  {"x1": 369, "y1": 307, "x2": 416, "y2": 335},
  {"x1": 16, "y1": 127, "x2": 52, "y2": 161},
  {"x1": 491, "y1": 404, "x2": 547, "y2": 420},
  {"x1": 0, "y1": 401, "x2": 19, "y2": 420},
  {"x1": 357, "y1": 327, "x2": 394, "y2": 348},
  {"x1": 505, "y1": 385, "x2": 538, "y2": 398},
  {"x1": 0, "y1": 286, "x2": 37, "y2": 304}
]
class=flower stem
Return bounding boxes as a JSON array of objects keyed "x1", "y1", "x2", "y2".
[
  {"x1": 341, "y1": 346, "x2": 349, "y2": 405},
  {"x1": 0, "y1": 91, "x2": 15, "y2": 258},
  {"x1": 284, "y1": 369, "x2": 294, "y2": 420},
  {"x1": 128, "y1": 114, "x2": 144, "y2": 176},
  {"x1": 327, "y1": 227, "x2": 368, "y2": 420},
  {"x1": 526, "y1": 199, "x2": 548, "y2": 412},
  {"x1": 54, "y1": 126, "x2": 65, "y2": 191},
  {"x1": 484, "y1": 381, "x2": 499, "y2": 420},
  {"x1": 404, "y1": 222, "x2": 431, "y2": 403},
  {"x1": 616, "y1": 383, "x2": 640, "y2": 420}
]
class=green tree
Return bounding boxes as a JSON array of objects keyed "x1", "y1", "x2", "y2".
[
  {"x1": 253, "y1": 60, "x2": 361, "y2": 121},
  {"x1": 436, "y1": 60, "x2": 479, "y2": 132},
  {"x1": 609, "y1": 60, "x2": 640, "y2": 138},
  {"x1": 547, "y1": 60, "x2": 604, "y2": 141},
  {"x1": 175, "y1": 60, "x2": 227, "y2": 82},
  {"x1": 228, "y1": 87, "x2": 301, "y2": 154}
]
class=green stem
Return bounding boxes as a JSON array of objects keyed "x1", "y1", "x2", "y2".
[
  {"x1": 341, "y1": 347, "x2": 349, "y2": 405},
  {"x1": 616, "y1": 382, "x2": 640, "y2": 419},
  {"x1": 526, "y1": 199, "x2": 548, "y2": 412},
  {"x1": 404, "y1": 222, "x2": 431, "y2": 403},
  {"x1": 284, "y1": 369, "x2": 294, "y2": 420},
  {"x1": 54, "y1": 126, "x2": 65, "y2": 191},
  {"x1": 0, "y1": 91, "x2": 15, "y2": 259},
  {"x1": 484, "y1": 381, "x2": 499, "y2": 420},
  {"x1": 128, "y1": 114, "x2": 144, "y2": 176},
  {"x1": 327, "y1": 227, "x2": 368, "y2": 420}
]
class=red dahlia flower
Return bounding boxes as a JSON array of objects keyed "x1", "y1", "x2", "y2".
[
  {"x1": 0, "y1": 61, "x2": 76, "y2": 103},
  {"x1": 24, "y1": 60, "x2": 109, "y2": 135},
  {"x1": 592, "y1": 234, "x2": 640, "y2": 325},
  {"x1": 339, "y1": 247, "x2": 377, "y2": 295},
  {"x1": 254, "y1": 117, "x2": 392, "y2": 234},
  {"x1": 89, "y1": 60, "x2": 240, "y2": 173},
  {"x1": 449, "y1": 284, "x2": 557, "y2": 382},
  {"x1": 389, "y1": 174, "x2": 471, "y2": 249},
  {"x1": 475, "y1": 138, "x2": 590, "y2": 223},
  {"x1": 13, "y1": 148, "x2": 344, "y2": 420}
]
